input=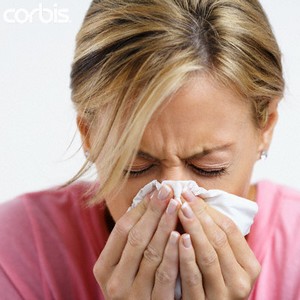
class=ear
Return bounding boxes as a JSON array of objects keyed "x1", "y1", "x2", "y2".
[
  {"x1": 257, "y1": 99, "x2": 280, "y2": 159},
  {"x1": 76, "y1": 115, "x2": 91, "y2": 152}
]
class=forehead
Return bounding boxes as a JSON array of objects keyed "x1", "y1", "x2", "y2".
[{"x1": 140, "y1": 75, "x2": 255, "y2": 158}]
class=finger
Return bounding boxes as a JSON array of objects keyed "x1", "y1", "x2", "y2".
[
  {"x1": 206, "y1": 206, "x2": 261, "y2": 279},
  {"x1": 133, "y1": 198, "x2": 180, "y2": 297},
  {"x1": 179, "y1": 202, "x2": 225, "y2": 298},
  {"x1": 183, "y1": 190, "x2": 261, "y2": 279},
  {"x1": 198, "y1": 209, "x2": 257, "y2": 297},
  {"x1": 182, "y1": 191, "x2": 259, "y2": 298},
  {"x1": 96, "y1": 191, "x2": 150, "y2": 273},
  {"x1": 187, "y1": 197, "x2": 247, "y2": 283},
  {"x1": 152, "y1": 231, "x2": 180, "y2": 300},
  {"x1": 179, "y1": 234, "x2": 205, "y2": 300},
  {"x1": 112, "y1": 184, "x2": 173, "y2": 288}
]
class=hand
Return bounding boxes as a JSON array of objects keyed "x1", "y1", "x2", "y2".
[
  {"x1": 93, "y1": 185, "x2": 182, "y2": 300},
  {"x1": 177, "y1": 190, "x2": 261, "y2": 299}
]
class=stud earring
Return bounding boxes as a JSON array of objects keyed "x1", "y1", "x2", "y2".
[{"x1": 260, "y1": 150, "x2": 268, "y2": 160}]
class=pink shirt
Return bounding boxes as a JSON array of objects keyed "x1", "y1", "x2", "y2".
[
  {"x1": 247, "y1": 181, "x2": 300, "y2": 300},
  {"x1": 0, "y1": 180, "x2": 300, "y2": 299},
  {"x1": 0, "y1": 182, "x2": 109, "y2": 300}
]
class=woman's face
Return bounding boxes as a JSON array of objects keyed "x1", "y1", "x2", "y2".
[{"x1": 99, "y1": 75, "x2": 275, "y2": 221}]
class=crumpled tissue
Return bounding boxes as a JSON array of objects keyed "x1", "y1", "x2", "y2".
[{"x1": 131, "y1": 180, "x2": 258, "y2": 235}]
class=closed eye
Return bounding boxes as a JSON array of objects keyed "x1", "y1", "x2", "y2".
[
  {"x1": 123, "y1": 165, "x2": 156, "y2": 178},
  {"x1": 187, "y1": 164, "x2": 227, "y2": 177},
  {"x1": 124, "y1": 164, "x2": 227, "y2": 178}
]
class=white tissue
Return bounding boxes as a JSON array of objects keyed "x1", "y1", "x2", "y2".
[
  {"x1": 130, "y1": 180, "x2": 258, "y2": 300},
  {"x1": 131, "y1": 180, "x2": 258, "y2": 236}
]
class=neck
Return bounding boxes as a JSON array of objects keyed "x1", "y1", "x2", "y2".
[{"x1": 247, "y1": 184, "x2": 257, "y2": 202}]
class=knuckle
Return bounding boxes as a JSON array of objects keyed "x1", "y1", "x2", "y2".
[
  {"x1": 114, "y1": 218, "x2": 131, "y2": 237},
  {"x1": 233, "y1": 277, "x2": 252, "y2": 298},
  {"x1": 250, "y1": 260, "x2": 262, "y2": 279},
  {"x1": 255, "y1": 262, "x2": 262, "y2": 277},
  {"x1": 182, "y1": 254, "x2": 196, "y2": 265},
  {"x1": 211, "y1": 231, "x2": 228, "y2": 250},
  {"x1": 199, "y1": 249, "x2": 218, "y2": 267},
  {"x1": 93, "y1": 255, "x2": 108, "y2": 284},
  {"x1": 155, "y1": 268, "x2": 173, "y2": 285},
  {"x1": 143, "y1": 244, "x2": 161, "y2": 264},
  {"x1": 220, "y1": 218, "x2": 238, "y2": 235},
  {"x1": 106, "y1": 278, "x2": 123, "y2": 300},
  {"x1": 93, "y1": 262, "x2": 104, "y2": 283},
  {"x1": 182, "y1": 271, "x2": 202, "y2": 288},
  {"x1": 128, "y1": 227, "x2": 144, "y2": 248}
]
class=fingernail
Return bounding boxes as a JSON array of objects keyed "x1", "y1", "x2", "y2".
[
  {"x1": 166, "y1": 199, "x2": 178, "y2": 215},
  {"x1": 170, "y1": 231, "x2": 180, "y2": 245},
  {"x1": 181, "y1": 202, "x2": 194, "y2": 219},
  {"x1": 182, "y1": 234, "x2": 192, "y2": 248},
  {"x1": 157, "y1": 184, "x2": 171, "y2": 201},
  {"x1": 182, "y1": 189, "x2": 195, "y2": 202}
]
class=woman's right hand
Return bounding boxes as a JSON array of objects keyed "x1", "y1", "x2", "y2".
[{"x1": 93, "y1": 184, "x2": 180, "y2": 300}]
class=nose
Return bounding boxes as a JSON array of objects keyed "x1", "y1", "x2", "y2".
[{"x1": 159, "y1": 166, "x2": 190, "y2": 182}]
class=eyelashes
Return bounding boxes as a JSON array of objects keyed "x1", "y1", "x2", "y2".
[
  {"x1": 123, "y1": 165, "x2": 156, "y2": 177},
  {"x1": 124, "y1": 164, "x2": 227, "y2": 178},
  {"x1": 188, "y1": 164, "x2": 227, "y2": 177}
]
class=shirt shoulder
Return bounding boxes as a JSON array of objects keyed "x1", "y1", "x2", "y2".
[
  {"x1": 248, "y1": 181, "x2": 300, "y2": 300},
  {"x1": 254, "y1": 180, "x2": 300, "y2": 237},
  {"x1": 258, "y1": 180, "x2": 300, "y2": 203},
  {"x1": 0, "y1": 181, "x2": 108, "y2": 300}
]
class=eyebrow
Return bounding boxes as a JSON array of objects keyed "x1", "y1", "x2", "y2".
[{"x1": 137, "y1": 143, "x2": 233, "y2": 161}]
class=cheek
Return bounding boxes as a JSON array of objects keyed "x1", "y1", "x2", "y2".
[
  {"x1": 105, "y1": 178, "x2": 148, "y2": 221},
  {"x1": 94, "y1": 160, "x2": 148, "y2": 221},
  {"x1": 229, "y1": 129, "x2": 260, "y2": 195},
  {"x1": 222, "y1": 151, "x2": 258, "y2": 197}
]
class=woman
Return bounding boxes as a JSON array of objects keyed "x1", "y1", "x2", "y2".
[{"x1": 1, "y1": 0, "x2": 300, "y2": 299}]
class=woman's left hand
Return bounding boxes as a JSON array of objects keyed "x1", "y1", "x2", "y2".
[{"x1": 177, "y1": 190, "x2": 261, "y2": 300}]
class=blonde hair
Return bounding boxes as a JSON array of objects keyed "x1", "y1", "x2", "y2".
[{"x1": 65, "y1": 0, "x2": 284, "y2": 204}]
